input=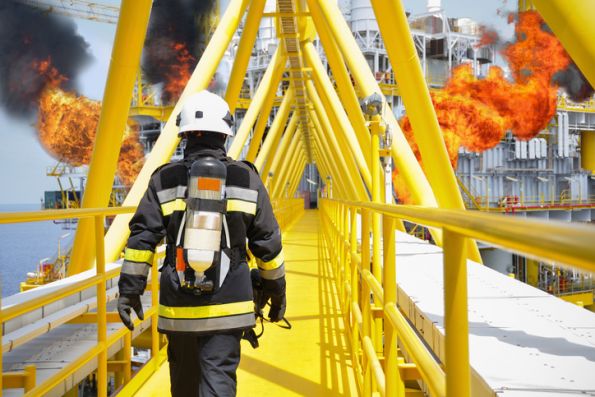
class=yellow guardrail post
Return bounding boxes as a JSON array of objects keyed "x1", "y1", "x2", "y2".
[
  {"x1": 370, "y1": 114, "x2": 384, "y2": 354},
  {"x1": 443, "y1": 229, "x2": 471, "y2": 397},
  {"x1": 95, "y1": 215, "x2": 107, "y2": 397},
  {"x1": 383, "y1": 214, "x2": 404, "y2": 396},
  {"x1": 360, "y1": 208, "x2": 372, "y2": 395}
]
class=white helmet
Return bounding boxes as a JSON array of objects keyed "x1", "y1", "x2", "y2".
[{"x1": 177, "y1": 90, "x2": 234, "y2": 136}]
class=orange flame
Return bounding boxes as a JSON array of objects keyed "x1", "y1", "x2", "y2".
[
  {"x1": 399, "y1": 11, "x2": 572, "y2": 168},
  {"x1": 475, "y1": 26, "x2": 499, "y2": 49},
  {"x1": 395, "y1": 11, "x2": 576, "y2": 202},
  {"x1": 33, "y1": 57, "x2": 68, "y2": 89},
  {"x1": 163, "y1": 42, "x2": 194, "y2": 101},
  {"x1": 37, "y1": 86, "x2": 144, "y2": 187}
]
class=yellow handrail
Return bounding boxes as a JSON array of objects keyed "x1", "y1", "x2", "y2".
[
  {"x1": 319, "y1": 198, "x2": 595, "y2": 397},
  {"x1": 0, "y1": 206, "x2": 165, "y2": 397}
]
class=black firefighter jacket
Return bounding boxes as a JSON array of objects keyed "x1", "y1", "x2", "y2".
[{"x1": 117, "y1": 146, "x2": 285, "y2": 335}]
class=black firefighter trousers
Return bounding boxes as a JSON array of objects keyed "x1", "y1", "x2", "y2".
[{"x1": 167, "y1": 331, "x2": 243, "y2": 397}]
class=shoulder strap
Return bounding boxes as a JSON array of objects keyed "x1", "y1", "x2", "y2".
[{"x1": 241, "y1": 160, "x2": 260, "y2": 176}]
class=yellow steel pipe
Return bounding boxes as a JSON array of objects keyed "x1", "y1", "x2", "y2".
[
  {"x1": 310, "y1": 112, "x2": 359, "y2": 200},
  {"x1": 443, "y1": 229, "x2": 471, "y2": 397},
  {"x1": 254, "y1": 88, "x2": 295, "y2": 171},
  {"x1": 384, "y1": 305, "x2": 446, "y2": 397},
  {"x1": 228, "y1": 47, "x2": 286, "y2": 160},
  {"x1": 95, "y1": 215, "x2": 107, "y2": 396},
  {"x1": 272, "y1": 129, "x2": 301, "y2": 198},
  {"x1": 246, "y1": 41, "x2": 286, "y2": 162},
  {"x1": 532, "y1": 0, "x2": 595, "y2": 88},
  {"x1": 311, "y1": 136, "x2": 347, "y2": 199},
  {"x1": 342, "y1": 199, "x2": 595, "y2": 273},
  {"x1": 368, "y1": 0, "x2": 480, "y2": 260},
  {"x1": 288, "y1": 156, "x2": 307, "y2": 198},
  {"x1": 309, "y1": 105, "x2": 363, "y2": 200},
  {"x1": 310, "y1": 103, "x2": 363, "y2": 201},
  {"x1": 311, "y1": 0, "x2": 438, "y2": 210},
  {"x1": 306, "y1": 1, "x2": 371, "y2": 166},
  {"x1": 104, "y1": 0, "x2": 250, "y2": 263},
  {"x1": 369, "y1": 0, "x2": 465, "y2": 210},
  {"x1": 274, "y1": 139, "x2": 304, "y2": 198},
  {"x1": 307, "y1": 80, "x2": 369, "y2": 200},
  {"x1": 383, "y1": 215, "x2": 404, "y2": 396},
  {"x1": 279, "y1": 150, "x2": 302, "y2": 199},
  {"x1": 285, "y1": 150, "x2": 306, "y2": 198},
  {"x1": 261, "y1": 111, "x2": 298, "y2": 180},
  {"x1": 246, "y1": 92, "x2": 279, "y2": 162},
  {"x1": 267, "y1": 115, "x2": 299, "y2": 185},
  {"x1": 225, "y1": 0, "x2": 266, "y2": 112},
  {"x1": 303, "y1": 42, "x2": 372, "y2": 191},
  {"x1": 272, "y1": 133, "x2": 302, "y2": 198},
  {"x1": 68, "y1": 0, "x2": 153, "y2": 275}
]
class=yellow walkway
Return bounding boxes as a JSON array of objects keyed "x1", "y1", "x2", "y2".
[{"x1": 133, "y1": 210, "x2": 358, "y2": 396}]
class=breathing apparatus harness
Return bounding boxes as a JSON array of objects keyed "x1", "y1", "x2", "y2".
[
  {"x1": 173, "y1": 154, "x2": 291, "y2": 348},
  {"x1": 174, "y1": 155, "x2": 231, "y2": 295}
]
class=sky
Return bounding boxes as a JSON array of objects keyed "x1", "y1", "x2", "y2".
[{"x1": 0, "y1": 0, "x2": 514, "y2": 205}]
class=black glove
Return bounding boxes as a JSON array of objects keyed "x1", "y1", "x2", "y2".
[
  {"x1": 117, "y1": 294, "x2": 144, "y2": 331},
  {"x1": 262, "y1": 277, "x2": 286, "y2": 323}
]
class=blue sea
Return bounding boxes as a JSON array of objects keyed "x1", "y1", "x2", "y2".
[{"x1": 0, "y1": 204, "x2": 73, "y2": 297}]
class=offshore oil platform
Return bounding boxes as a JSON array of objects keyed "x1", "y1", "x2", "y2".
[{"x1": 1, "y1": 0, "x2": 595, "y2": 396}]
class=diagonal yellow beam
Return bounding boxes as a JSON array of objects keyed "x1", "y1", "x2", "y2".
[
  {"x1": 306, "y1": 80, "x2": 368, "y2": 200},
  {"x1": 279, "y1": 148, "x2": 305, "y2": 199},
  {"x1": 260, "y1": 110, "x2": 298, "y2": 180},
  {"x1": 302, "y1": 42, "x2": 372, "y2": 192},
  {"x1": 271, "y1": 126, "x2": 301, "y2": 197},
  {"x1": 246, "y1": 56, "x2": 286, "y2": 161},
  {"x1": 225, "y1": 0, "x2": 267, "y2": 112},
  {"x1": 309, "y1": 0, "x2": 437, "y2": 209},
  {"x1": 228, "y1": 46, "x2": 286, "y2": 159},
  {"x1": 369, "y1": 0, "x2": 480, "y2": 261},
  {"x1": 254, "y1": 87, "x2": 295, "y2": 171},
  {"x1": 309, "y1": 106, "x2": 363, "y2": 201},
  {"x1": 306, "y1": 1, "x2": 371, "y2": 167},
  {"x1": 273, "y1": 135, "x2": 303, "y2": 198},
  {"x1": 288, "y1": 155, "x2": 307, "y2": 198},
  {"x1": 267, "y1": 115, "x2": 299, "y2": 186},
  {"x1": 104, "y1": 0, "x2": 250, "y2": 264},
  {"x1": 68, "y1": 0, "x2": 153, "y2": 275}
]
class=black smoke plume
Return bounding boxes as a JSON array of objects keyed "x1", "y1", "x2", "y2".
[
  {"x1": 0, "y1": 1, "x2": 91, "y2": 117},
  {"x1": 554, "y1": 64, "x2": 594, "y2": 103},
  {"x1": 143, "y1": 0, "x2": 216, "y2": 103}
]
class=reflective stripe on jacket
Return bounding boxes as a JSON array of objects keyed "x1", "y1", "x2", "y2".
[{"x1": 118, "y1": 147, "x2": 285, "y2": 334}]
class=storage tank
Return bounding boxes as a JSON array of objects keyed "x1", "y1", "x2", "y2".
[{"x1": 351, "y1": 0, "x2": 379, "y2": 34}]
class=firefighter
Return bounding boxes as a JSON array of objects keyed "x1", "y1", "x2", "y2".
[{"x1": 117, "y1": 90, "x2": 287, "y2": 397}]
